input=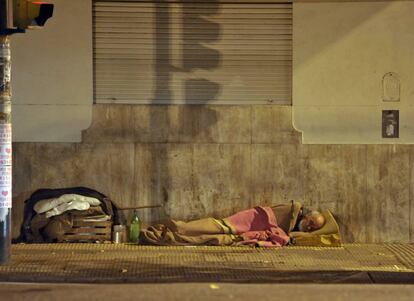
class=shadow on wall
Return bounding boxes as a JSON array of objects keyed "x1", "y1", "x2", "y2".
[
  {"x1": 153, "y1": 0, "x2": 221, "y2": 103},
  {"x1": 149, "y1": 0, "x2": 221, "y2": 221},
  {"x1": 182, "y1": 1, "x2": 221, "y2": 102}
]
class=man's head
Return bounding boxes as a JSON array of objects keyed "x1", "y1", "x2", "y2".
[{"x1": 298, "y1": 211, "x2": 326, "y2": 232}]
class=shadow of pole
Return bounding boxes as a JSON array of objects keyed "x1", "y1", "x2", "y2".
[
  {"x1": 149, "y1": 0, "x2": 224, "y2": 222},
  {"x1": 182, "y1": 0, "x2": 221, "y2": 105},
  {"x1": 150, "y1": 0, "x2": 172, "y2": 222}
]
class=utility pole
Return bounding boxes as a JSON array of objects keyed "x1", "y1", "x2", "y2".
[
  {"x1": 0, "y1": 0, "x2": 53, "y2": 264},
  {"x1": 0, "y1": 34, "x2": 12, "y2": 265},
  {"x1": 0, "y1": 0, "x2": 13, "y2": 265}
]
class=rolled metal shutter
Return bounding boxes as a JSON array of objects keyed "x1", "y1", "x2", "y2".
[{"x1": 94, "y1": 1, "x2": 292, "y2": 104}]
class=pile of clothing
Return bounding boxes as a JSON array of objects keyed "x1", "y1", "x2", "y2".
[{"x1": 18, "y1": 187, "x2": 125, "y2": 243}]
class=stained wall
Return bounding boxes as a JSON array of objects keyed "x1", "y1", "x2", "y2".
[{"x1": 12, "y1": 104, "x2": 414, "y2": 243}]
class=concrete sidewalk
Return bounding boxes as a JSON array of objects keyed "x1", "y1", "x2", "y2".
[
  {"x1": 1, "y1": 283, "x2": 414, "y2": 301},
  {"x1": 0, "y1": 243, "x2": 413, "y2": 284}
]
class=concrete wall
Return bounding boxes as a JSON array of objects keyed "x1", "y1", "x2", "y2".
[
  {"x1": 293, "y1": 1, "x2": 414, "y2": 144},
  {"x1": 12, "y1": 104, "x2": 414, "y2": 243},
  {"x1": 11, "y1": 0, "x2": 92, "y2": 142}
]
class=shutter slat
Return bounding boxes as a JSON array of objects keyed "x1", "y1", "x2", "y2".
[
  {"x1": 95, "y1": 43, "x2": 292, "y2": 50},
  {"x1": 95, "y1": 23, "x2": 292, "y2": 30},
  {"x1": 95, "y1": 60, "x2": 292, "y2": 67},
  {"x1": 94, "y1": 17, "x2": 292, "y2": 25},
  {"x1": 95, "y1": 2, "x2": 293, "y2": 9},
  {"x1": 94, "y1": 33, "x2": 292, "y2": 41}
]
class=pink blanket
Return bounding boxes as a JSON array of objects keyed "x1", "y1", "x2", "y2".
[{"x1": 223, "y1": 207, "x2": 290, "y2": 247}]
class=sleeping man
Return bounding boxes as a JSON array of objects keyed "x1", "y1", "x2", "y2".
[
  {"x1": 295, "y1": 210, "x2": 326, "y2": 232},
  {"x1": 141, "y1": 201, "x2": 339, "y2": 247}
]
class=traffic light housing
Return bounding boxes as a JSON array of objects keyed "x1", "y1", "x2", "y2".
[{"x1": 13, "y1": 0, "x2": 54, "y2": 31}]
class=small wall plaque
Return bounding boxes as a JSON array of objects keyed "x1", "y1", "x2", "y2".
[
  {"x1": 382, "y1": 72, "x2": 400, "y2": 102},
  {"x1": 382, "y1": 110, "x2": 399, "y2": 138}
]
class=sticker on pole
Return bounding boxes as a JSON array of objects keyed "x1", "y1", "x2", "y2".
[
  {"x1": 0, "y1": 124, "x2": 11, "y2": 166},
  {"x1": 0, "y1": 124, "x2": 11, "y2": 143},
  {"x1": 0, "y1": 144, "x2": 12, "y2": 166},
  {"x1": 0, "y1": 191, "x2": 11, "y2": 209},
  {"x1": 0, "y1": 166, "x2": 11, "y2": 209},
  {"x1": 0, "y1": 124, "x2": 11, "y2": 209}
]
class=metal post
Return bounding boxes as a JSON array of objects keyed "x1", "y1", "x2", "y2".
[{"x1": 0, "y1": 34, "x2": 12, "y2": 264}]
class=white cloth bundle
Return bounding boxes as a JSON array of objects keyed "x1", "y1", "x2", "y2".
[
  {"x1": 34, "y1": 194, "x2": 101, "y2": 216},
  {"x1": 45, "y1": 200, "x2": 91, "y2": 218}
]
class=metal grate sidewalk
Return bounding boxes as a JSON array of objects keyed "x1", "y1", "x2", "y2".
[{"x1": 0, "y1": 243, "x2": 413, "y2": 284}]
